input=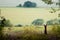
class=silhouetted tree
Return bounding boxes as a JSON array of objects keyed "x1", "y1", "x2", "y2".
[{"x1": 44, "y1": 24, "x2": 47, "y2": 34}]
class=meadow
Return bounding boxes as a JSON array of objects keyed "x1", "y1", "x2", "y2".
[
  {"x1": 3, "y1": 25, "x2": 52, "y2": 34},
  {"x1": 0, "y1": 25, "x2": 60, "y2": 40}
]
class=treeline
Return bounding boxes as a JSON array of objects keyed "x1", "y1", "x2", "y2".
[
  {"x1": 17, "y1": 1, "x2": 37, "y2": 8},
  {"x1": 15, "y1": 18, "x2": 60, "y2": 27},
  {"x1": 0, "y1": 18, "x2": 60, "y2": 27}
]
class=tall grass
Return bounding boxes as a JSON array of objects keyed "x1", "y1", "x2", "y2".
[
  {"x1": 0, "y1": 26, "x2": 4, "y2": 40},
  {"x1": 1, "y1": 25, "x2": 60, "y2": 40}
]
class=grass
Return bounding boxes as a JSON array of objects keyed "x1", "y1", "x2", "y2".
[
  {"x1": 0, "y1": 25, "x2": 60, "y2": 40},
  {"x1": 3, "y1": 25, "x2": 53, "y2": 34}
]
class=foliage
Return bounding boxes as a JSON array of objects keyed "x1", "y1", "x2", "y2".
[
  {"x1": 0, "y1": 20, "x2": 1, "y2": 26},
  {"x1": 32, "y1": 19, "x2": 44, "y2": 26},
  {"x1": 0, "y1": 20, "x2": 4, "y2": 39},
  {"x1": 42, "y1": 0, "x2": 60, "y2": 13},
  {"x1": 0, "y1": 19, "x2": 12, "y2": 27},
  {"x1": 17, "y1": 1, "x2": 37, "y2": 7},
  {"x1": 47, "y1": 19, "x2": 60, "y2": 25},
  {"x1": 2, "y1": 26, "x2": 60, "y2": 40},
  {"x1": 0, "y1": 19, "x2": 12, "y2": 39},
  {"x1": 4, "y1": 20, "x2": 12, "y2": 27},
  {"x1": 58, "y1": 14, "x2": 60, "y2": 17},
  {"x1": 17, "y1": 4, "x2": 22, "y2": 7},
  {"x1": 58, "y1": 19, "x2": 60, "y2": 24},
  {"x1": 51, "y1": 24, "x2": 60, "y2": 36},
  {"x1": 23, "y1": 1, "x2": 37, "y2": 7},
  {"x1": 15, "y1": 24, "x2": 22, "y2": 27},
  {"x1": 0, "y1": 24, "x2": 4, "y2": 40},
  {"x1": 47, "y1": 20, "x2": 54, "y2": 25},
  {"x1": 42, "y1": 0, "x2": 53, "y2": 4},
  {"x1": 0, "y1": 27, "x2": 4, "y2": 40}
]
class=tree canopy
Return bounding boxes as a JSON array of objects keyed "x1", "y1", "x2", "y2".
[
  {"x1": 46, "y1": 20, "x2": 54, "y2": 25},
  {"x1": 17, "y1": 4, "x2": 22, "y2": 7},
  {"x1": 23, "y1": 1, "x2": 37, "y2": 7},
  {"x1": 17, "y1": 1, "x2": 37, "y2": 7},
  {"x1": 32, "y1": 19, "x2": 44, "y2": 26},
  {"x1": 46, "y1": 19, "x2": 60, "y2": 25},
  {"x1": 0, "y1": 19, "x2": 12, "y2": 27}
]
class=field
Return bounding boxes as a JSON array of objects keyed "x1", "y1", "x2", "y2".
[
  {"x1": 0, "y1": 25, "x2": 60, "y2": 40},
  {"x1": 1, "y1": 25, "x2": 59, "y2": 40},
  {"x1": 3, "y1": 25, "x2": 53, "y2": 35}
]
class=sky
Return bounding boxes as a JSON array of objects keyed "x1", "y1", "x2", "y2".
[{"x1": 0, "y1": 0, "x2": 59, "y2": 7}]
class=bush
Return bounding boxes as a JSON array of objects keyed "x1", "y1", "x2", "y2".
[{"x1": 0, "y1": 26, "x2": 4, "y2": 40}]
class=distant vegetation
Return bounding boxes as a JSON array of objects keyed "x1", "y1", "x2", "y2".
[
  {"x1": 0, "y1": 19, "x2": 12, "y2": 27},
  {"x1": 17, "y1": 1, "x2": 37, "y2": 8},
  {"x1": 0, "y1": 18, "x2": 60, "y2": 40},
  {"x1": 15, "y1": 24, "x2": 22, "y2": 27},
  {"x1": 1, "y1": 24, "x2": 60, "y2": 40},
  {"x1": 0, "y1": 18, "x2": 60, "y2": 27},
  {"x1": 42, "y1": 0, "x2": 53, "y2": 5},
  {"x1": 42, "y1": 0, "x2": 60, "y2": 13},
  {"x1": 32, "y1": 19, "x2": 44, "y2": 26},
  {"x1": 47, "y1": 19, "x2": 60, "y2": 25}
]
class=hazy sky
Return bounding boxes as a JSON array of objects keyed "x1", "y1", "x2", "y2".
[{"x1": 0, "y1": 0, "x2": 59, "y2": 7}]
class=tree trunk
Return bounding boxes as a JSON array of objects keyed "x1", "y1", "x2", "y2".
[{"x1": 44, "y1": 24, "x2": 47, "y2": 34}]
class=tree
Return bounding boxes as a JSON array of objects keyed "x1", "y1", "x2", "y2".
[
  {"x1": 0, "y1": 20, "x2": 1, "y2": 26},
  {"x1": 44, "y1": 24, "x2": 47, "y2": 34},
  {"x1": 46, "y1": 20, "x2": 54, "y2": 25},
  {"x1": 23, "y1": 1, "x2": 37, "y2": 7},
  {"x1": 17, "y1": 4, "x2": 22, "y2": 7},
  {"x1": 56, "y1": 0, "x2": 60, "y2": 8},
  {"x1": 58, "y1": 19, "x2": 60, "y2": 24},
  {"x1": 53, "y1": 19, "x2": 59, "y2": 25},
  {"x1": 32, "y1": 19, "x2": 44, "y2": 26},
  {"x1": 0, "y1": 19, "x2": 12, "y2": 27},
  {"x1": 42, "y1": 0, "x2": 53, "y2": 5},
  {"x1": 4, "y1": 20, "x2": 12, "y2": 27},
  {"x1": 0, "y1": 17, "x2": 6, "y2": 27},
  {"x1": 31, "y1": 3, "x2": 37, "y2": 7},
  {"x1": 42, "y1": 0, "x2": 60, "y2": 13},
  {"x1": 15, "y1": 24, "x2": 22, "y2": 27},
  {"x1": 46, "y1": 19, "x2": 60, "y2": 25},
  {"x1": 0, "y1": 17, "x2": 6, "y2": 39}
]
